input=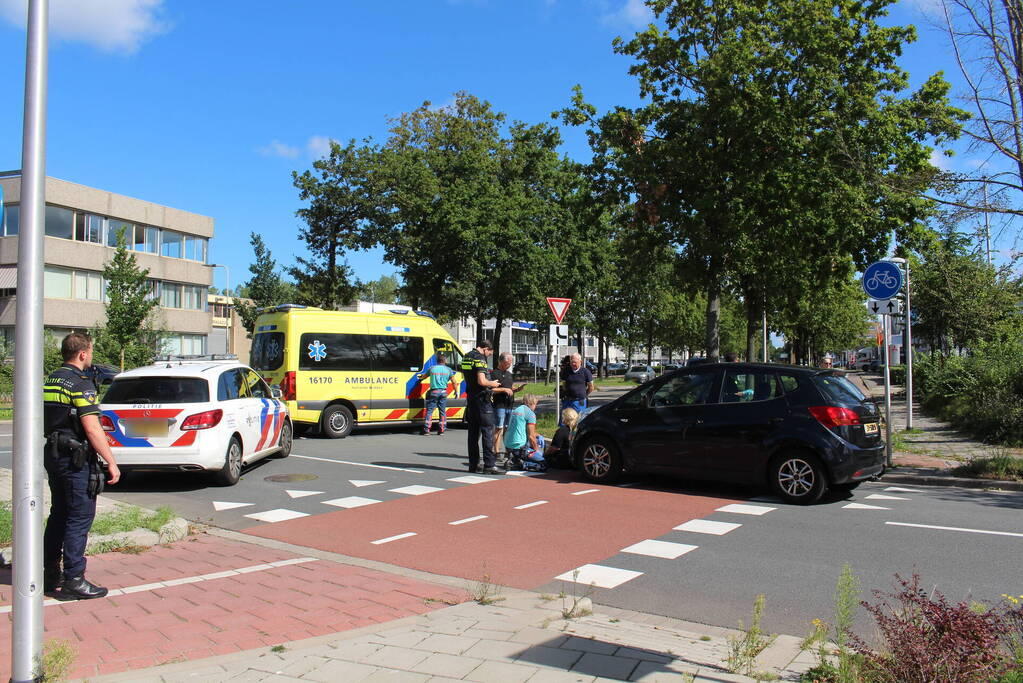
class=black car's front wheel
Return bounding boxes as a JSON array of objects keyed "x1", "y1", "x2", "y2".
[
  {"x1": 579, "y1": 436, "x2": 622, "y2": 484},
  {"x1": 769, "y1": 451, "x2": 827, "y2": 505}
]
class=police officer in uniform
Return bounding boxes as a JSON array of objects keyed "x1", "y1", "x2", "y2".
[
  {"x1": 43, "y1": 332, "x2": 121, "y2": 599},
  {"x1": 460, "y1": 340, "x2": 503, "y2": 474}
]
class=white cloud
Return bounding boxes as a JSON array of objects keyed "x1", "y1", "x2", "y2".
[
  {"x1": 0, "y1": 0, "x2": 169, "y2": 54},
  {"x1": 307, "y1": 135, "x2": 333, "y2": 159},
  {"x1": 905, "y1": 0, "x2": 946, "y2": 19},
  {"x1": 259, "y1": 140, "x2": 300, "y2": 159},
  {"x1": 601, "y1": 0, "x2": 653, "y2": 29},
  {"x1": 929, "y1": 148, "x2": 953, "y2": 171}
]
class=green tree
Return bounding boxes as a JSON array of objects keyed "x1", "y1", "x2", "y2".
[
  {"x1": 235, "y1": 232, "x2": 291, "y2": 334},
  {"x1": 101, "y1": 230, "x2": 161, "y2": 369},
  {"x1": 358, "y1": 274, "x2": 403, "y2": 306}
]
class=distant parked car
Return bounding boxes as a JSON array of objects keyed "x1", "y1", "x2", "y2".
[
  {"x1": 661, "y1": 364, "x2": 681, "y2": 373},
  {"x1": 624, "y1": 365, "x2": 655, "y2": 383},
  {"x1": 513, "y1": 361, "x2": 538, "y2": 376},
  {"x1": 686, "y1": 357, "x2": 708, "y2": 367},
  {"x1": 606, "y1": 363, "x2": 627, "y2": 375}
]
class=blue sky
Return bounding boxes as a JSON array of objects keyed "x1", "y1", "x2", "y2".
[{"x1": 0, "y1": 0, "x2": 1014, "y2": 294}]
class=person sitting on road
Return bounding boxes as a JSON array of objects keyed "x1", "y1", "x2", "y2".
[
  {"x1": 504, "y1": 394, "x2": 545, "y2": 471},
  {"x1": 544, "y1": 407, "x2": 577, "y2": 469}
]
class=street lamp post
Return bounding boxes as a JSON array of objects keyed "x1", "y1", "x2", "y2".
[
  {"x1": 206, "y1": 263, "x2": 231, "y2": 354},
  {"x1": 207, "y1": 263, "x2": 230, "y2": 296}
]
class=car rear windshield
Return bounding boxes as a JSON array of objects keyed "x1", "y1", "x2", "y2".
[
  {"x1": 104, "y1": 377, "x2": 210, "y2": 404},
  {"x1": 811, "y1": 374, "x2": 867, "y2": 403}
]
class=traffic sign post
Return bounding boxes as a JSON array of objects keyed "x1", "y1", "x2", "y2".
[
  {"x1": 547, "y1": 297, "x2": 572, "y2": 324},
  {"x1": 546, "y1": 298, "x2": 572, "y2": 413},
  {"x1": 862, "y1": 260, "x2": 905, "y2": 466},
  {"x1": 862, "y1": 261, "x2": 903, "y2": 301},
  {"x1": 867, "y1": 299, "x2": 903, "y2": 316}
]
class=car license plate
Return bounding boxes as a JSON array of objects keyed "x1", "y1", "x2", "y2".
[
  {"x1": 863, "y1": 422, "x2": 879, "y2": 435},
  {"x1": 126, "y1": 420, "x2": 167, "y2": 438}
]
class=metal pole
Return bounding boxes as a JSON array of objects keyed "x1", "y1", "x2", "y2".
[
  {"x1": 12, "y1": 0, "x2": 48, "y2": 679},
  {"x1": 761, "y1": 308, "x2": 768, "y2": 362},
  {"x1": 883, "y1": 314, "x2": 893, "y2": 468},
  {"x1": 904, "y1": 262, "x2": 913, "y2": 430},
  {"x1": 554, "y1": 343, "x2": 560, "y2": 418}
]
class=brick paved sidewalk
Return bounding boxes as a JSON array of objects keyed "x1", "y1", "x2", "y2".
[{"x1": 0, "y1": 533, "x2": 464, "y2": 680}]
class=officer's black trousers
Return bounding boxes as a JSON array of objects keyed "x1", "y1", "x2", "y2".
[
  {"x1": 466, "y1": 401, "x2": 496, "y2": 471},
  {"x1": 43, "y1": 449, "x2": 96, "y2": 579}
]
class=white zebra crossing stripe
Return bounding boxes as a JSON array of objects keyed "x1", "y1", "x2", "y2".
[
  {"x1": 621, "y1": 540, "x2": 699, "y2": 559},
  {"x1": 350, "y1": 480, "x2": 385, "y2": 487},
  {"x1": 555, "y1": 564, "x2": 643, "y2": 589},
  {"x1": 244, "y1": 509, "x2": 309, "y2": 523},
  {"x1": 213, "y1": 501, "x2": 253, "y2": 511},
  {"x1": 674, "y1": 520, "x2": 742, "y2": 535},
  {"x1": 323, "y1": 496, "x2": 380, "y2": 509},
  {"x1": 716, "y1": 503, "x2": 776, "y2": 516},
  {"x1": 865, "y1": 494, "x2": 909, "y2": 501},
  {"x1": 390, "y1": 485, "x2": 444, "y2": 496},
  {"x1": 843, "y1": 503, "x2": 889, "y2": 510},
  {"x1": 285, "y1": 489, "x2": 323, "y2": 498}
]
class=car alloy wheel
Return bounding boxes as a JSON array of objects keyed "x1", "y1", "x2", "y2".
[
  {"x1": 321, "y1": 404, "x2": 353, "y2": 439},
  {"x1": 215, "y1": 437, "x2": 243, "y2": 486},
  {"x1": 580, "y1": 437, "x2": 621, "y2": 483},
  {"x1": 770, "y1": 451, "x2": 827, "y2": 504},
  {"x1": 275, "y1": 420, "x2": 292, "y2": 458}
]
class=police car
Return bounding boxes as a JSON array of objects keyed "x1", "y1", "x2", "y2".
[{"x1": 100, "y1": 356, "x2": 292, "y2": 486}]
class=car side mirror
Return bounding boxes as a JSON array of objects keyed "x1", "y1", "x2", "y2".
[{"x1": 270, "y1": 387, "x2": 283, "y2": 399}]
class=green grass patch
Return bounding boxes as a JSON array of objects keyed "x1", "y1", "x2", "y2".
[
  {"x1": 517, "y1": 381, "x2": 555, "y2": 396},
  {"x1": 0, "y1": 407, "x2": 11, "y2": 420},
  {"x1": 952, "y1": 455, "x2": 1023, "y2": 482},
  {"x1": 0, "y1": 502, "x2": 11, "y2": 547},
  {"x1": 535, "y1": 411, "x2": 558, "y2": 437},
  {"x1": 90, "y1": 504, "x2": 176, "y2": 535}
]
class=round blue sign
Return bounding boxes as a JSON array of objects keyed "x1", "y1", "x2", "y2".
[{"x1": 862, "y1": 261, "x2": 903, "y2": 300}]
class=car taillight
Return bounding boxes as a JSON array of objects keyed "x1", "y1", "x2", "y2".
[
  {"x1": 808, "y1": 406, "x2": 861, "y2": 429},
  {"x1": 100, "y1": 415, "x2": 115, "y2": 432},
  {"x1": 280, "y1": 371, "x2": 296, "y2": 401},
  {"x1": 180, "y1": 409, "x2": 223, "y2": 431}
]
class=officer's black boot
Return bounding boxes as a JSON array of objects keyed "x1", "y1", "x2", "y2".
[
  {"x1": 61, "y1": 575, "x2": 108, "y2": 600},
  {"x1": 43, "y1": 566, "x2": 62, "y2": 593}
]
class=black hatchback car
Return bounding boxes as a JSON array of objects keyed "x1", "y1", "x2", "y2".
[{"x1": 572, "y1": 363, "x2": 885, "y2": 504}]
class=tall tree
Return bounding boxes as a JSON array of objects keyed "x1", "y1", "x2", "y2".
[
  {"x1": 235, "y1": 233, "x2": 291, "y2": 334},
  {"x1": 101, "y1": 230, "x2": 161, "y2": 369}
]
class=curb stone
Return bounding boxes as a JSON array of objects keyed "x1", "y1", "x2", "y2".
[
  {"x1": 1, "y1": 515, "x2": 191, "y2": 565},
  {"x1": 882, "y1": 470, "x2": 1023, "y2": 492}
]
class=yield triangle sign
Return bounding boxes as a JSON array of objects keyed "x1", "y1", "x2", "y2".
[{"x1": 547, "y1": 297, "x2": 572, "y2": 324}]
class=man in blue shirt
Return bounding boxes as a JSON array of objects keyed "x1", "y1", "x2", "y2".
[
  {"x1": 419, "y1": 354, "x2": 455, "y2": 435},
  {"x1": 505, "y1": 394, "x2": 545, "y2": 470},
  {"x1": 561, "y1": 353, "x2": 594, "y2": 423}
]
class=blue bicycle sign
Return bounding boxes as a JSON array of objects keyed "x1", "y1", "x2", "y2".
[{"x1": 862, "y1": 261, "x2": 903, "y2": 300}]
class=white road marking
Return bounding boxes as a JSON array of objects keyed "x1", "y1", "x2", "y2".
[
  {"x1": 350, "y1": 480, "x2": 385, "y2": 487},
  {"x1": 244, "y1": 508, "x2": 309, "y2": 523},
  {"x1": 514, "y1": 500, "x2": 548, "y2": 510},
  {"x1": 555, "y1": 564, "x2": 643, "y2": 589},
  {"x1": 389, "y1": 485, "x2": 444, "y2": 496},
  {"x1": 865, "y1": 494, "x2": 909, "y2": 501},
  {"x1": 843, "y1": 503, "x2": 889, "y2": 510},
  {"x1": 571, "y1": 489, "x2": 600, "y2": 496},
  {"x1": 884, "y1": 487, "x2": 918, "y2": 493},
  {"x1": 674, "y1": 520, "x2": 742, "y2": 535},
  {"x1": 371, "y1": 532, "x2": 417, "y2": 545},
  {"x1": 0, "y1": 558, "x2": 320, "y2": 613},
  {"x1": 447, "y1": 475, "x2": 497, "y2": 484},
  {"x1": 716, "y1": 503, "x2": 776, "y2": 516},
  {"x1": 212, "y1": 501, "x2": 253, "y2": 511},
  {"x1": 886, "y1": 521, "x2": 1023, "y2": 538},
  {"x1": 323, "y1": 496, "x2": 380, "y2": 509},
  {"x1": 621, "y1": 540, "x2": 699, "y2": 559},
  {"x1": 449, "y1": 515, "x2": 488, "y2": 526},
  {"x1": 285, "y1": 489, "x2": 323, "y2": 498},
  {"x1": 292, "y1": 453, "x2": 423, "y2": 473},
  {"x1": 505, "y1": 471, "x2": 543, "y2": 477}
]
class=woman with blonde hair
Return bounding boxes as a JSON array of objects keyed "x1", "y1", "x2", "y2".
[{"x1": 544, "y1": 407, "x2": 577, "y2": 469}]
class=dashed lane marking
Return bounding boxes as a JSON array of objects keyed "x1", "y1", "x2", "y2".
[
  {"x1": 555, "y1": 564, "x2": 643, "y2": 589},
  {"x1": 447, "y1": 475, "x2": 497, "y2": 484},
  {"x1": 350, "y1": 480, "x2": 385, "y2": 487},
  {"x1": 843, "y1": 503, "x2": 889, "y2": 510},
  {"x1": 514, "y1": 500, "x2": 548, "y2": 510},
  {"x1": 244, "y1": 508, "x2": 310, "y2": 523},
  {"x1": 292, "y1": 453, "x2": 424, "y2": 473},
  {"x1": 371, "y1": 532, "x2": 418, "y2": 545},
  {"x1": 390, "y1": 485, "x2": 444, "y2": 496},
  {"x1": 716, "y1": 503, "x2": 776, "y2": 516},
  {"x1": 0, "y1": 558, "x2": 319, "y2": 613},
  {"x1": 571, "y1": 489, "x2": 600, "y2": 496},
  {"x1": 323, "y1": 496, "x2": 380, "y2": 509},
  {"x1": 212, "y1": 501, "x2": 253, "y2": 511},
  {"x1": 674, "y1": 519, "x2": 742, "y2": 535},
  {"x1": 449, "y1": 515, "x2": 488, "y2": 526},
  {"x1": 886, "y1": 522, "x2": 1023, "y2": 538},
  {"x1": 884, "y1": 487, "x2": 918, "y2": 493},
  {"x1": 285, "y1": 489, "x2": 323, "y2": 498},
  {"x1": 865, "y1": 494, "x2": 909, "y2": 501},
  {"x1": 621, "y1": 540, "x2": 699, "y2": 559}
]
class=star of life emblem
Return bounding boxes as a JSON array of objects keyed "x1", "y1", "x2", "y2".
[{"x1": 307, "y1": 340, "x2": 327, "y2": 362}]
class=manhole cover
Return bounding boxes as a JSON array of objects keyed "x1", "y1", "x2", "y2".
[{"x1": 264, "y1": 473, "x2": 319, "y2": 483}]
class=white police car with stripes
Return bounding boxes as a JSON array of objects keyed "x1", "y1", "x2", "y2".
[{"x1": 100, "y1": 356, "x2": 291, "y2": 486}]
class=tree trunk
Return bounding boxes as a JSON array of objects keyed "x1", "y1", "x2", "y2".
[
  {"x1": 327, "y1": 236, "x2": 338, "y2": 310},
  {"x1": 597, "y1": 334, "x2": 605, "y2": 378},
  {"x1": 120, "y1": 347, "x2": 125, "y2": 372},
  {"x1": 705, "y1": 278, "x2": 721, "y2": 361},
  {"x1": 745, "y1": 298, "x2": 760, "y2": 362},
  {"x1": 493, "y1": 310, "x2": 505, "y2": 364},
  {"x1": 646, "y1": 319, "x2": 654, "y2": 366},
  {"x1": 474, "y1": 310, "x2": 485, "y2": 354}
]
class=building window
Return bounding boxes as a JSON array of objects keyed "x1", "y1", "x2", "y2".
[
  {"x1": 165, "y1": 333, "x2": 206, "y2": 355},
  {"x1": 1, "y1": 204, "x2": 18, "y2": 236},
  {"x1": 160, "y1": 282, "x2": 181, "y2": 308},
  {"x1": 160, "y1": 230, "x2": 182, "y2": 258},
  {"x1": 44, "y1": 206, "x2": 73, "y2": 240},
  {"x1": 137, "y1": 226, "x2": 157, "y2": 253},
  {"x1": 73, "y1": 271, "x2": 103, "y2": 301},
  {"x1": 43, "y1": 266, "x2": 73, "y2": 299},
  {"x1": 182, "y1": 285, "x2": 206, "y2": 311},
  {"x1": 74, "y1": 213, "x2": 103, "y2": 244},
  {"x1": 107, "y1": 219, "x2": 134, "y2": 248}
]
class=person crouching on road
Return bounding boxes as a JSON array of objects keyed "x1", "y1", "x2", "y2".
[
  {"x1": 43, "y1": 332, "x2": 121, "y2": 600},
  {"x1": 419, "y1": 354, "x2": 455, "y2": 435},
  {"x1": 544, "y1": 407, "x2": 577, "y2": 469},
  {"x1": 504, "y1": 394, "x2": 546, "y2": 471}
]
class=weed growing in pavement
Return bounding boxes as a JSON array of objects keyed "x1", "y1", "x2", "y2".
[
  {"x1": 38, "y1": 639, "x2": 76, "y2": 682},
  {"x1": 699, "y1": 635, "x2": 712, "y2": 641},
  {"x1": 799, "y1": 564, "x2": 863, "y2": 683},
  {"x1": 724, "y1": 594, "x2": 777, "y2": 678},
  {"x1": 270, "y1": 644, "x2": 287, "y2": 653},
  {"x1": 86, "y1": 540, "x2": 148, "y2": 555},
  {"x1": 953, "y1": 453, "x2": 1023, "y2": 482},
  {"x1": 560, "y1": 569, "x2": 595, "y2": 619},
  {"x1": 90, "y1": 504, "x2": 177, "y2": 535},
  {"x1": 468, "y1": 571, "x2": 504, "y2": 605},
  {"x1": 539, "y1": 593, "x2": 556, "y2": 602}
]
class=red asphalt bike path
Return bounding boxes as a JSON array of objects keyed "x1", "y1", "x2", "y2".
[
  {"x1": 0, "y1": 534, "x2": 464, "y2": 680},
  {"x1": 244, "y1": 473, "x2": 746, "y2": 590}
]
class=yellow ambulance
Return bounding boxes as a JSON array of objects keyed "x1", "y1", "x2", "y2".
[{"x1": 249, "y1": 305, "x2": 467, "y2": 438}]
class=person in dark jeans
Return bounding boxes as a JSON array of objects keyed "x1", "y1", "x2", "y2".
[
  {"x1": 560, "y1": 353, "x2": 594, "y2": 424},
  {"x1": 459, "y1": 340, "x2": 503, "y2": 474},
  {"x1": 491, "y1": 352, "x2": 524, "y2": 460}
]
